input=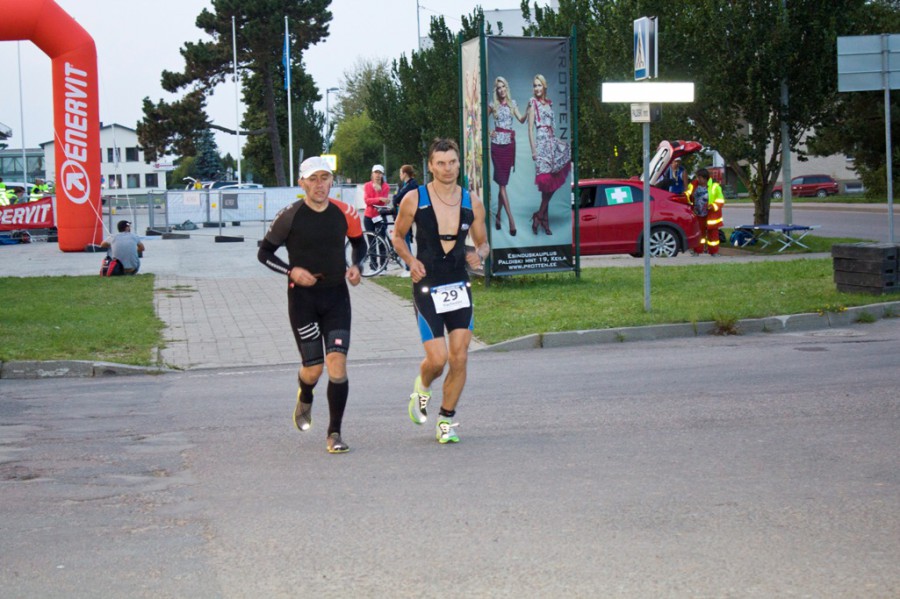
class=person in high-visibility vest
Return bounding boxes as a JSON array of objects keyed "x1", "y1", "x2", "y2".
[
  {"x1": 30, "y1": 178, "x2": 48, "y2": 201},
  {"x1": 11, "y1": 187, "x2": 26, "y2": 204},
  {"x1": 0, "y1": 178, "x2": 8, "y2": 207},
  {"x1": 686, "y1": 168, "x2": 726, "y2": 256}
]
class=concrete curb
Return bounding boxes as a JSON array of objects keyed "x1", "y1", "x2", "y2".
[
  {"x1": 0, "y1": 360, "x2": 169, "y2": 380},
  {"x1": 481, "y1": 300, "x2": 900, "y2": 353}
]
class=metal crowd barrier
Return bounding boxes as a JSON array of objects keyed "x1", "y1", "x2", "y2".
[{"x1": 104, "y1": 184, "x2": 382, "y2": 237}]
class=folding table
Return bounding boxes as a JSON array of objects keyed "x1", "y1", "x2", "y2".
[{"x1": 733, "y1": 224, "x2": 821, "y2": 252}]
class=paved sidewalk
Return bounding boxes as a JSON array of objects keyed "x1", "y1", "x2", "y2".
[{"x1": 154, "y1": 272, "x2": 430, "y2": 370}]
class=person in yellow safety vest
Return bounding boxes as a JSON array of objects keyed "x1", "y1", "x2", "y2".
[
  {"x1": 30, "y1": 178, "x2": 50, "y2": 201},
  {"x1": 0, "y1": 178, "x2": 8, "y2": 207},
  {"x1": 3, "y1": 185, "x2": 24, "y2": 205},
  {"x1": 686, "y1": 168, "x2": 726, "y2": 256}
]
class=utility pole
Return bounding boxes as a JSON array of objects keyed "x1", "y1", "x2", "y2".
[{"x1": 780, "y1": 0, "x2": 792, "y2": 225}]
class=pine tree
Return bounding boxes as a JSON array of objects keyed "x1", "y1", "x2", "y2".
[{"x1": 195, "y1": 129, "x2": 223, "y2": 181}]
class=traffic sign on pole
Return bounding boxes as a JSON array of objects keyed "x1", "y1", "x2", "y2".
[{"x1": 633, "y1": 17, "x2": 657, "y2": 81}]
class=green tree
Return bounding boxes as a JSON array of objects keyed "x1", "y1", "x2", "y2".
[
  {"x1": 169, "y1": 156, "x2": 199, "y2": 190},
  {"x1": 329, "y1": 111, "x2": 384, "y2": 183},
  {"x1": 524, "y1": 0, "x2": 875, "y2": 224},
  {"x1": 137, "y1": 90, "x2": 209, "y2": 160},
  {"x1": 805, "y1": 0, "x2": 900, "y2": 197},
  {"x1": 221, "y1": 153, "x2": 237, "y2": 179},
  {"x1": 333, "y1": 58, "x2": 391, "y2": 122},
  {"x1": 363, "y1": 12, "x2": 488, "y2": 174},
  {"x1": 137, "y1": 0, "x2": 331, "y2": 187},
  {"x1": 324, "y1": 58, "x2": 396, "y2": 181},
  {"x1": 195, "y1": 129, "x2": 223, "y2": 180},
  {"x1": 240, "y1": 64, "x2": 325, "y2": 186}
]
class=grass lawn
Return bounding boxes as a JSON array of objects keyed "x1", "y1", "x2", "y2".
[
  {"x1": 374, "y1": 257, "x2": 895, "y2": 345},
  {"x1": 0, "y1": 275, "x2": 164, "y2": 365}
]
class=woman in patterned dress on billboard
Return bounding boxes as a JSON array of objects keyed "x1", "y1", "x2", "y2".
[{"x1": 525, "y1": 74, "x2": 571, "y2": 236}]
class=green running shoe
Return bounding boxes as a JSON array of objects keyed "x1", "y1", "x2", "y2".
[
  {"x1": 327, "y1": 432, "x2": 349, "y2": 454},
  {"x1": 408, "y1": 376, "x2": 430, "y2": 425},
  {"x1": 435, "y1": 419, "x2": 460, "y2": 444},
  {"x1": 293, "y1": 389, "x2": 312, "y2": 431}
]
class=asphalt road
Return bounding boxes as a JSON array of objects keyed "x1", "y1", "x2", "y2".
[
  {"x1": 725, "y1": 203, "x2": 898, "y2": 243},
  {"x1": 3, "y1": 318, "x2": 899, "y2": 597}
]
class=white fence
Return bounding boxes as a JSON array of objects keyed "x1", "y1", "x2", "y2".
[
  {"x1": 144, "y1": 184, "x2": 366, "y2": 230},
  {"x1": 104, "y1": 184, "x2": 401, "y2": 234}
]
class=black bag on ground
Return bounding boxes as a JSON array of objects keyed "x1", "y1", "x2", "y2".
[{"x1": 100, "y1": 254, "x2": 124, "y2": 276}]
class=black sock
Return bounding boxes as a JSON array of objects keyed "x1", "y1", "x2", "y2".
[
  {"x1": 327, "y1": 378, "x2": 349, "y2": 436},
  {"x1": 439, "y1": 408, "x2": 456, "y2": 418},
  {"x1": 298, "y1": 377, "x2": 316, "y2": 404}
]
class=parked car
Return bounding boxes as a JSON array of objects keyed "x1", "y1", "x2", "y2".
[
  {"x1": 182, "y1": 178, "x2": 253, "y2": 190},
  {"x1": 217, "y1": 182, "x2": 263, "y2": 190},
  {"x1": 573, "y1": 140, "x2": 702, "y2": 258},
  {"x1": 772, "y1": 174, "x2": 839, "y2": 199}
]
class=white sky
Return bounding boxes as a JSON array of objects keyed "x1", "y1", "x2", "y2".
[{"x1": 0, "y1": 0, "x2": 526, "y2": 154}]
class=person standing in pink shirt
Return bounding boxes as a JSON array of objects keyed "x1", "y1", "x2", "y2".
[{"x1": 363, "y1": 164, "x2": 391, "y2": 237}]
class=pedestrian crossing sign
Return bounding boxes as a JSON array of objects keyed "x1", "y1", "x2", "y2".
[
  {"x1": 633, "y1": 17, "x2": 657, "y2": 81},
  {"x1": 606, "y1": 186, "x2": 634, "y2": 205}
]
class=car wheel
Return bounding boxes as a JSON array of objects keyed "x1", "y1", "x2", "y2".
[
  {"x1": 772, "y1": 190, "x2": 783, "y2": 199},
  {"x1": 647, "y1": 227, "x2": 679, "y2": 258},
  {"x1": 816, "y1": 189, "x2": 828, "y2": 198}
]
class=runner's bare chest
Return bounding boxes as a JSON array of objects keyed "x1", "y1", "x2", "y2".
[{"x1": 428, "y1": 184, "x2": 462, "y2": 254}]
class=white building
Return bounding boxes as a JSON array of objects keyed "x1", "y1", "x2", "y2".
[
  {"x1": 41, "y1": 123, "x2": 169, "y2": 196},
  {"x1": 776, "y1": 130, "x2": 859, "y2": 189}
]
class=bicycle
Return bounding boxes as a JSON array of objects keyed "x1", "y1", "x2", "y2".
[{"x1": 346, "y1": 206, "x2": 407, "y2": 277}]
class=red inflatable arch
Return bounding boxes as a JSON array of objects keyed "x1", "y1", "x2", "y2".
[{"x1": 0, "y1": 0, "x2": 102, "y2": 251}]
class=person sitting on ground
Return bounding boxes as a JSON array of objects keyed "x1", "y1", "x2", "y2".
[{"x1": 100, "y1": 220, "x2": 145, "y2": 275}]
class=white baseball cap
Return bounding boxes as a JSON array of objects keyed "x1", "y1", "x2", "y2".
[
  {"x1": 299, "y1": 156, "x2": 333, "y2": 179},
  {"x1": 371, "y1": 164, "x2": 385, "y2": 174}
]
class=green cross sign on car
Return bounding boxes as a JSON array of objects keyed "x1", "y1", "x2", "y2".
[{"x1": 606, "y1": 186, "x2": 634, "y2": 205}]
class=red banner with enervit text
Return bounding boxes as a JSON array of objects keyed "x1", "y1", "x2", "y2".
[
  {"x1": 0, "y1": 198, "x2": 55, "y2": 231},
  {"x1": 0, "y1": 0, "x2": 102, "y2": 251}
]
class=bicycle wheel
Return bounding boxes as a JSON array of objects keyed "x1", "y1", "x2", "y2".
[{"x1": 360, "y1": 232, "x2": 389, "y2": 277}]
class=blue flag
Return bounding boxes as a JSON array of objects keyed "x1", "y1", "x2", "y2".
[{"x1": 282, "y1": 32, "x2": 290, "y2": 90}]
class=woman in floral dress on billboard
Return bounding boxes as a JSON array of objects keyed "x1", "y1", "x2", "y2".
[{"x1": 526, "y1": 73, "x2": 571, "y2": 235}]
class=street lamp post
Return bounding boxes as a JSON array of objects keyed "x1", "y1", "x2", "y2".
[{"x1": 325, "y1": 87, "x2": 339, "y2": 150}]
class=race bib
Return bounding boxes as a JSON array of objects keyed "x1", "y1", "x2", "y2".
[{"x1": 430, "y1": 282, "x2": 470, "y2": 314}]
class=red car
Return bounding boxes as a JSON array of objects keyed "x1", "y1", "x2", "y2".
[
  {"x1": 772, "y1": 174, "x2": 839, "y2": 199},
  {"x1": 573, "y1": 140, "x2": 702, "y2": 257}
]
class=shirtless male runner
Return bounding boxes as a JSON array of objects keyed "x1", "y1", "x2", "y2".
[{"x1": 391, "y1": 138, "x2": 490, "y2": 443}]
